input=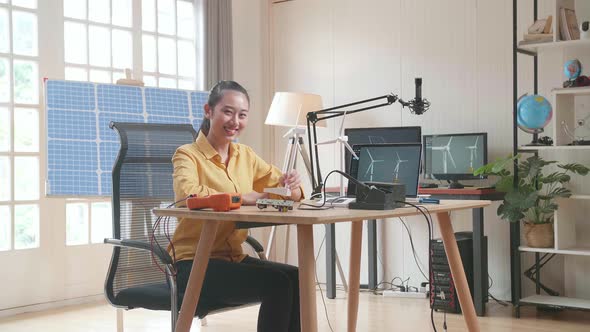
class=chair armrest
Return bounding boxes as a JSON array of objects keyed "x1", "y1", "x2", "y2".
[
  {"x1": 244, "y1": 236, "x2": 264, "y2": 253},
  {"x1": 104, "y1": 238, "x2": 173, "y2": 265}
]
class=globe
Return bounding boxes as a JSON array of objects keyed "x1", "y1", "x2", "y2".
[
  {"x1": 517, "y1": 94, "x2": 552, "y2": 134},
  {"x1": 564, "y1": 59, "x2": 582, "y2": 81}
]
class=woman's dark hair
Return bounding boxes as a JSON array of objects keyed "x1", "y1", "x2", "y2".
[{"x1": 199, "y1": 80, "x2": 250, "y2": 136}]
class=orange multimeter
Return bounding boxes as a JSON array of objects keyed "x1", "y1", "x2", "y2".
[{"x1": 186, "y1": 193, "x2": 242, "y2": 212}]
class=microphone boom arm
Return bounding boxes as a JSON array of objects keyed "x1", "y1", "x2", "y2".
[{"x1": 306, "y1": 88, "x2": 428, "y2": 196}]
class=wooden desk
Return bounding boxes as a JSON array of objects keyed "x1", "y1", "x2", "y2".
[{"x1": 153, "y1": 200, "x2": 491, "y2": 332}]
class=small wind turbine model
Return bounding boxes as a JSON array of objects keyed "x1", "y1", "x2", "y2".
[
  {"x1": 363, "y1": 149, "x2": 384, "y2": 182},
  {"x1": 431, "y1": 136, "x2": 456, "y2": 174},
  {"x1": 465, "y1": 136, "x2": 480, "y2": 172},
  {"x1": 315, "y1": 111, "x2": 359, "y2": 196},
  {"x1": 392, "y1": 151, "x2": 408, "y2": 182}
]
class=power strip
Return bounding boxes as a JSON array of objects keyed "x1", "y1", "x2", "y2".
[{"x1": 382, "y1": 290, "x2": 428, "y2": 299}]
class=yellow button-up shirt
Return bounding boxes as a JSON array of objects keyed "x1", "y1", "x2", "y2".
[{"x1": 169, "y1": 132, "x2": 286, "y2": 262}]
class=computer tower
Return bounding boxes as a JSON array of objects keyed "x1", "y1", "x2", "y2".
[{"x1": 430, "y1": 232, "x2": 488, "y2": 313}]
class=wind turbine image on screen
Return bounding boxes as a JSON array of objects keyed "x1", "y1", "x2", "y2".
[
  {"x1": 356, "y1": 145, "x2": 421, "y2": 196},
  {"x1": 430, "y1": 135, "x2": 484, "y2": 174},
  {"x1": 362, "y1": 149, "x2": 384, "y2": 181},
  {"x1": 393, "y1": 151, "x2": 408, "y2": 181},
  {"x1": 431, "y1": 136, "x2": 456, "y2": 173},
  {"x1": 465, "y1": 135, "x2": 480, "y2": 172}
]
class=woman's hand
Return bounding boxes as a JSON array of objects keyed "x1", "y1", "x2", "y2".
[
  {"x1": 241, "y1": 191, "x2": 268, "y2": 205},
  {"x1": 280, "y1": 170, "x2": 303, "y2": 201}
]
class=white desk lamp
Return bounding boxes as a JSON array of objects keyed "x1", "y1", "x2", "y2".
[
  {"x1": 263, "y1": 92, "x2": 349, "y2": 292},
  {"x1": 264, "y1": 92, "x2": 325, "y2": 197}
]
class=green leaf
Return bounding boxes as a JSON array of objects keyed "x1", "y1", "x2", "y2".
[
  {"x1": 519, "y1": 155, "x2": 556, "y2": 179},
  {"x1": 539, "y1": 172, "x2": 570, "y2": 184},
  {"x1": 547, "y1": 187, "x2": 572, "y2": 198},
  {"x1": 558, "y1": 163, "x2": 590, "y2": 176},
  {"x1": 497, "y1": 203, "x2": 524, "y2": 223},
  {"x1": 495, "y1": 175, "x2": 514, "y2": 193}
]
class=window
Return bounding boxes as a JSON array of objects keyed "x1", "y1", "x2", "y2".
[
  {"x1": 142, "y1": 0, "x2": 197, "y2": 89},
  {"x1": 60, "y1": 0, "x2": 199, "y2": 246},
  {"x1": 0, "y1": 0, "x2": 40, "y2": 251},
  {"x1": 63, "y1": 0, "x2": 133, "y2": 83},
  {"x1": 65, "y1": 201, "x2": 112, "y2": 246}
]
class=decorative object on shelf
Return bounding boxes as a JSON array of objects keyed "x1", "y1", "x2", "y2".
[
  {"x1": 517, "y1": 94, "x2": 553, "y2": 145},
  {"x1": 537, "y1": 136, "x2": 553, "y2": 146},
  {"x1": 580, "y1": 21, "x2": 589, "y2": 39},
  {"x1": 474, "y1": 155, "x2": 589, "y2": 248},
  {"x1": 561, "y1": 120, "x2": 590, "y2": 145},
  {"x1": 562, "y1": 59, "x2": 590, "y2": 88},
  {"x1": 564, "y1": 59, "x2": 581, "y2": 80}
]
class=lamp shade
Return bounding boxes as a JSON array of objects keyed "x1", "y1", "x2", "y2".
[{"x1": 265, "y1": 92, "x2": 326, "y2": 128}]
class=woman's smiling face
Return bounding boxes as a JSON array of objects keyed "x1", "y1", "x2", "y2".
[{"x1": 204, "y1": 90, "x2": 250, "y2": 142}]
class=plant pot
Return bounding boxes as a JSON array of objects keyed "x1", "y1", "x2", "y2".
[{"x1": 523, "y1": 222, "x2": 554, "y2": 248}]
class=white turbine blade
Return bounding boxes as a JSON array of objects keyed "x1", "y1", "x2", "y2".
[
  {"x1": 343, "y1": 141, "x2": 359, "y2": 159},
  {"x1": 316, "y1": 139, "x2": 338, "y2": 145},
  {"x1": 447, "y1": 151, "x2": 457, "y2": 168},
  {"x1": 367, "y1": 149, "x2": 375, "y2": 162},
  {"x1": 339, "y1": 111, "x2": 347, "y2": 137},
  {"x1": 445, "y1": 136, "x2": 453, "y2": 148},
  {"x1": 364, "y1": 164, "x2": 373, "y2": 177}
]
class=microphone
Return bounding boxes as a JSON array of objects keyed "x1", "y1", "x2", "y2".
[{"x1": 410, "y1": 77, "x2": 430, "y2": 115}]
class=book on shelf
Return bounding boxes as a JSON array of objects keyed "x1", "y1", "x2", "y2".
[
  {"x1": 543, "y1": 15, "x2": 553, "y2": 34},
  {"x1": 529, "y1": 18, "x2": 547, "y2": 34},
  {"x1": 560, "y1": 7, "x2": 580, "y2": 40},
  {"x1": 528, "y1": 16, "x2": 553, "y2": 34},
  {"x1": 523, "y1": 33, "x2": 553, "y2": 42}
]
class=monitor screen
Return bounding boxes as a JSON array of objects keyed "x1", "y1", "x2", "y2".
[
  {"x1": 423, "y1": 132, "x2": 487, "y2": 183},
  {"x1": 344, "y1": 126, "x2": 421, "y2": 195},
  {"x1": 351, "y1": 143, "x2": 422, "y2": 197}
]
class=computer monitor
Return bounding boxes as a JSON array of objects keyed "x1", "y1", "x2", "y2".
[
  {"x1": 423, "y1": 132, "x2": 487, "y2": 189},
  {"x1": 350, "y1": 143, "x2": 422, "y2": 197},
  {"x1": 344, "y1": 126, "x2": 422, "y2": 195}
]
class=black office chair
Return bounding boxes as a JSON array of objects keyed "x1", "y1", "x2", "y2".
[{"x1": 103, "y1": 122, "x2": 266, "y2": 332}]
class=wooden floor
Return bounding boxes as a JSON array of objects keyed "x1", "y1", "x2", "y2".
[{"x1": 1, "y1": 291, "x2": 590, "y2": 331}]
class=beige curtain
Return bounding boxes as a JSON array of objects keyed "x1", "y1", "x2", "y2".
[{"x1": 203, "y1": 0, "x2": 233, "y2": 89}]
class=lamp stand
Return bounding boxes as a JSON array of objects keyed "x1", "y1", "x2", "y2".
[{"x1": 264, "y1": 126, "x2": 349, "y2": 292}]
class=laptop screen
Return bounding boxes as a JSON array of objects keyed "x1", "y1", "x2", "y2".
[{"x1": 349, "y1": 143, "x2": 422, "y2": 197}]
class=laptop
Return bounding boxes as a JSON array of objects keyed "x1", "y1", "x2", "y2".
[
  {"x1": 327, "y1": 143, "x2": 422, "y2": 207},
  {"x1": 347, "y1": 143, "x2": 421, "y2": 198}
]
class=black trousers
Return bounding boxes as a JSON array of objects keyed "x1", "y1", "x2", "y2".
[{"x1": 175, "y1": 256, "x2": 301, "y2": 332}]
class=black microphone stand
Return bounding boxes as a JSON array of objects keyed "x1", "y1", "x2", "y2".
[{"x1": 306, "y1": 91, "x2": 428, "y2": 197}]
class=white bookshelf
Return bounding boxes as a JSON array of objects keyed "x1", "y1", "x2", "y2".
[
  {"x1": 513, "y1": 0, "x2": 590, "y2": 314},
  {"x1": 518, "y1": 38, "x2": 590, "y2": 53},
  {"x1": 519, "y1": 145, "x2": 590, "y2": 151},
  {"x1": 520, "y1": 245, "x2": 590, "y2": 256}
]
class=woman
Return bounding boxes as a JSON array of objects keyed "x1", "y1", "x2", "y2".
[{"x1": 170, "y1": 80, "x2": 303, "y2": 332}]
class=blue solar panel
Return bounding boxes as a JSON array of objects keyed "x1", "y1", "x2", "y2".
[{"x1": 45, "y1": 80, "x2": 207, "y2": 196}]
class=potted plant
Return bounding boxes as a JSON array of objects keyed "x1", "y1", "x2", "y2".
[{"x1": 474, "y1": 154, "x2": 589, "y2": 248}]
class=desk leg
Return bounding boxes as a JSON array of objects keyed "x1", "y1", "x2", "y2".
[
  {"x1": 436, "y1": 212, "x2": 480, "y2": 332},
  {"x1": 348, "y1": 221, "x2": 363, "y2": 332},
  {"x1": 174, "y1": 221, "x2": 218, "y2": 332},
  {"x1": 325, "y1": 223, "x2": 336, "y2": 299},
  {"x1": 473, "y1": 208, "x2": 486, "y2": 316},
  {"x1": 297, "y1": 224, "x2": 318, "y2": 332},
  {"x1": 367, "y1": 219, "x2": 378, "y2": 291}
]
